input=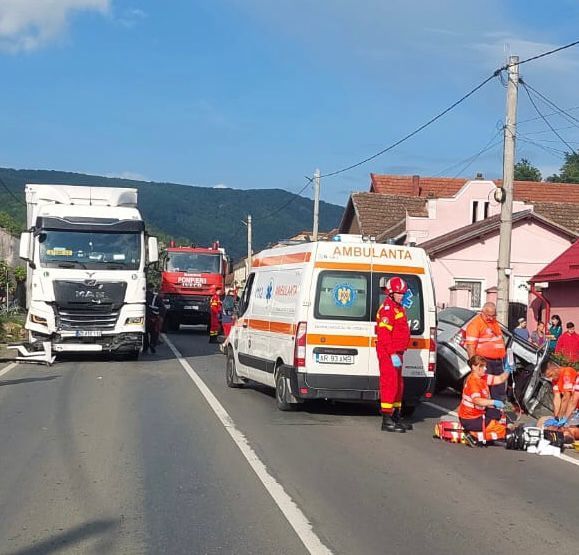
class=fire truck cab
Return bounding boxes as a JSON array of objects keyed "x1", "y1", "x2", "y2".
[{"x1": 161, "y1": 242, "x2": 228, "y2": 332}]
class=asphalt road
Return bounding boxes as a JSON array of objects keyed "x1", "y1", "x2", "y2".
[{"x1": 0, "y1": 327, "x2": 578, "y2": 555}]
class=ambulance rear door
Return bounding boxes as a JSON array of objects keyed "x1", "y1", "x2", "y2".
[{"x1": 307, "y1": 267, "x2": 374, "y2": 391}]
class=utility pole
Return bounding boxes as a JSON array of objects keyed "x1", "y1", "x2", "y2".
[
  {"x1": 246, "y1": 214, "x2": 252, "y2": 278},
  {"x1": 312, "y1": 169, "x2": 320, "y2": 241},
  {"x1": 497, "y1": 55, "x2": 519, "y2": 325}
]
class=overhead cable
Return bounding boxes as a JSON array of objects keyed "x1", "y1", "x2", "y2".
[
  {"x1": 0, "y1": 175, "x2": 25, "y2": 207},
  {"x1": 521, "y1": 80, "x2": 577, "y2": 155}
]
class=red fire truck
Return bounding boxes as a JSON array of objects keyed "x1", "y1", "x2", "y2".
[{"x1": 160, "y1": 242, "x2": 229, "y2": 332}]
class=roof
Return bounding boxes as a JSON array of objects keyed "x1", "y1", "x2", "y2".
[
  {"x1": 524, "y1": 202, "x2": 579, "y2": 233},
  {"x1": 419, "y1": 209, "x2": 578, "y2": 257},
  {"x1": 370, "y1": 173, "x2": 579, "y2": 205},
  {"x1": 341, "y1": 192, "x2": 428, "y2": 237},
  {"x1": 530, "y1": 241, "x2": 579, "y2": 283}
]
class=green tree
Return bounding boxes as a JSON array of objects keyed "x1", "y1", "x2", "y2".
[
  {"x1": 514, "y1": 158, "x2": 542, "y2": 181},
  {"x1": 547, "y1": 152, "x2": 579, "y2": 183}
]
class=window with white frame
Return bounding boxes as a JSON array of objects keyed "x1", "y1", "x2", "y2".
[{"x1": 454, "y1": 279, "x2": 483, "y2": 309}]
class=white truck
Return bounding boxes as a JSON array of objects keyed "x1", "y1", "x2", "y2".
[{"x1": 16, "y1": 184, "x2": 158, "y2": 361}]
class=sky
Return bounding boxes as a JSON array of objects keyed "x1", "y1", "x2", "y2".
[{"x1": 0, "y1": 0, "x2": 578, "y2": 207}]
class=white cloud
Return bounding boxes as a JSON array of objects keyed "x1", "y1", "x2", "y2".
[
  {"x1": 0, "y1": 0, "x2": 110, "y2": 53},
  {"x1": 116, "y1": 7, "x2": 147, "y2": 29},
  {"x1": 106, "y1": 171, "x2": 149, "y2": 182}
]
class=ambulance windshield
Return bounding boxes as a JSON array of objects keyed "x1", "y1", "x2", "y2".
[{"x1": 314, "y1": 271, "x2": 424, "y2": 334}]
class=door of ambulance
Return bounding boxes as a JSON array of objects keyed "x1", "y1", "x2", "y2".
[
  {"x1": 235, "y1": 272, "x2": 256, "y2": 380},
  {"x1": 369, "y1": 268, "x2": 428, "y2": 384},
  {"x1": 307, "y1": 268, "x2": 374, "y2": 391}
]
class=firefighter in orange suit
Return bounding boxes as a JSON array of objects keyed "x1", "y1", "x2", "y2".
[
  {"x1": 209, "y1": 288, "x2": 223, "y2": 343},
  {"x1": 375, "y1": 277, "x2": 411, "y2": 432}
]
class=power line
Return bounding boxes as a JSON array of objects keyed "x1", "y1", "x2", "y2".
[
  {"x1": 518, "y1": 105, "x2": 579, "y2": 125},
  {"x1": 319, "y1": 71, "x2": 501, "y2": 178},
  {"x1": 522, "y1": 123, "x2": 579, "y2": 136},
  {"x1": 521, "y1": 81, "x2": 579, "y2": 127},
  {"x1": 518, "y1": 137, "x2": 566, "y2": 158},
  {"x1": 251, "y1": 178, "x2": 312, "y2": 222},
  {"x1": 510, "y1": 39, "x2": 579, "y2": 67},
  {"x1": 0, "y1": 175, "x2": 25, "y2": 207},
  {"x1": 521, "y1": 80, "x2": 577, "y2": 154},
  {"x1": 434, "y1": 128, "x2": 502, "y2": 177}
]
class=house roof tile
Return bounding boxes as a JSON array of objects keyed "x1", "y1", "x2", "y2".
[
  {"x1": 530, "y1": 241, "x2": 579, "y2": 283},
  {"x1": 370, "y1": 173, "x2": 579, "y2": 205},
  {"x1": 349, "y1": 192, "x2": 428, "y2": 237}
]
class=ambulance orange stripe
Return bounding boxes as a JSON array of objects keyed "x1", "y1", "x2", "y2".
[
  {"x1": 309, "y1": 334, "x2": 431, "y2": 350},
  {"x1": 253, "y1": 251, "x2": 311, "y2": 268},
  {"x1": 314, "y1": 261, "x2": 425, "y2": 274},
  {"x1": 243, "y1": 319, "x2": 296, "y2": 335}
]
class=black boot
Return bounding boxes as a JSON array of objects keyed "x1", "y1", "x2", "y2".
[
  {"x1": 381, "y1": 414, "x2": 406, "y2": 433},
  {"x1": 393, "y1": 409, "x2": 413, "y2": 431}
]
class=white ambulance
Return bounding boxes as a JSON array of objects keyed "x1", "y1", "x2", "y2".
[{"x1": 225, "y1": 234, "x2": 437, "y2": 413}]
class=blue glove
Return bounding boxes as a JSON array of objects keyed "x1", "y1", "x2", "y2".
[
  {"x1": 544, "y1": 417, "x2": 559, "y2": 427},
  {"x1": 557, "y1": 417, "x2": 568, "y2": 427},
  {"x1": 503, "y1": 363, "x2": 514, "y2": 374},
  {"x1": 492, "y1": 400, "x2": 505, "y2": 410},
  {"x1": 391, "y1": 354, "x2": 402, "y2": 368}
]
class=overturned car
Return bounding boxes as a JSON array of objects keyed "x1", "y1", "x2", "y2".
[{"x1": 436, "y1": 307, "x2": 553, "y2": 417}]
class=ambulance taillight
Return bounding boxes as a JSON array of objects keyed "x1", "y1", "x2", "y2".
[
  {"x1": 294, "y1": 322, "x2": 307, "y2": 368},
  {"x1": 429, "y1": 326, "x2": 437, "y2": 374}
]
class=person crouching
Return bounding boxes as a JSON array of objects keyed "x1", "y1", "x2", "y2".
[{"x1": 458, "y1": 355, "x2": 511, "y2": 443}]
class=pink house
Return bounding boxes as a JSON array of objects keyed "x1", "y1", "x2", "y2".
[
  {"x1": 528, "y1": 241, "x2": 579, "y2": 328},
  {"x1": 339, "y1": 174, "x2": 579, "y2": 316}
]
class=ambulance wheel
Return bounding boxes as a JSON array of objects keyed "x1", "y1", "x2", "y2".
[
  {"x1": 226, "y1": 351, "x2": 243, "y2": 388},
  {"x1": 275, "y1": 372, "x2": 298, "y2": 411}
]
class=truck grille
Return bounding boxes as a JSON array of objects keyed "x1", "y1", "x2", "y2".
[{"x1": 57, "y1": 307, "x2": 120, "y2": 331}]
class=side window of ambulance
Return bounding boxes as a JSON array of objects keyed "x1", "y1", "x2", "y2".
[
  {"x1": 238, "y1": 273, "x2": 255, "y2": 317},
  {"x1": 372, "y1": 274, "x2": 424, "y2": 334},
  {"x1": 314, "y1": 271, "x2": 369, "y2": 321}
]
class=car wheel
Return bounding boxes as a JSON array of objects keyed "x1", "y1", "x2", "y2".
[
  {"x1": 275, "y1": 372, "x2": 297, "y2": 411},
  {"x1": 226, "y1": 351, "x2": 243, "y2": 388}
]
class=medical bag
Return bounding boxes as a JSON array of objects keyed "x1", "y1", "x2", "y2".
[
  {"x1": 433, "y1": 419, "x2": 465, "y2": 444},
  {"x1": 542, "y1": 429, "x2": 565, "y2": 449},
  {"x1": 505, "y1": 426, "x2": 542, "y2": 450}
]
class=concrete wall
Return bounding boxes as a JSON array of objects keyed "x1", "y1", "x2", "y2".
[
  {"x1": 0, "y1": 227, "x2": 21, "y2": 267},
  {"x1": 430, "y1": 219, "x2": 573, "y2": 310}
]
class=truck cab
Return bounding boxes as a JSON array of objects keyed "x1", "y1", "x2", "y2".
[
  {"x1": 19, "y1": 184, "x2": 158, "y2": 358},
  {"x1": 161, "y1": 243, "x2": 228, "y2": 332}
]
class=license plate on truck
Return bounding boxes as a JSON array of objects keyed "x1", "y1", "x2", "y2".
[
  {"x1": 184, "y1": 305, "x2": 199, "y2": 310},
  {"x1": 75, "y1": 330, "x2": 102, "y2": 337},
  {"x1": 316, "y1": 353, "x2": 354, "y2": 364}
]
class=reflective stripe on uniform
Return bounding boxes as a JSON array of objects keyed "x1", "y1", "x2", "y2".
[
  {"x1": 394, "y1": 312, "x2": 405, "y2": 319},
  {"x1": 378, "y1": 322, "x2": 393, "y2": 330},
  {"x1": 381, "y1": 402, "x2": 394, "y2": 409}
]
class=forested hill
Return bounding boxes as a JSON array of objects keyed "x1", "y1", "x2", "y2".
[{"x1": 0, "y1": 168, "x2": 344, "y2": 259}]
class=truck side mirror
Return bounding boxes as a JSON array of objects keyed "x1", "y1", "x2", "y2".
[
  {"x1": 19, "y1": 232, "x2": 32, "y2": 262},
  {"x1": 147, "y1": 236, "x2": 159, "y2": 264}
]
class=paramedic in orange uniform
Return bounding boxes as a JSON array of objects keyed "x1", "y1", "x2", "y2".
[
  {"x1": 209, "y1": 288, "x2": 223, "y2": 343},
  {"x1": 458, "y1": 355, "x2": 511, "y2": 442},
  {"x1": 538, "y1": 363, "x2": 579, "y2": 428},
  {"x1": 375, "y1": 276, "x2": 411, "y2": 433},
  {"x1": 465, "y1": 302, "x2": 507, "y2": 403}
]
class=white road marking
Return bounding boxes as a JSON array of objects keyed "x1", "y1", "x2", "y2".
[
  {"x1": 163, "y1": 335, "x2": 332, "y2": 555},
  {"x1": 0, "y1": 362, "x2": 18, "y2": 378},
  {"x1": 424, "y1": 400, "x2": 579, "y2": 468}
]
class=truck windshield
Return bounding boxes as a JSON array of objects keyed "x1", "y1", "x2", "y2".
[
  {"x1": 38, "y1": 230, "x2": 141, "y2": 270},
  {"x1": 166, "y1": 253, "x2": 221, "y2": 274}
]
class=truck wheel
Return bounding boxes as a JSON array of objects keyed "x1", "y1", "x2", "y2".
[
  {"x1": 226, "y1": 351, "x2": 244, "y2": 388},
  {"x1": 127, "y1": 349, "x2": 140, "y2": 361},
  {"x1": 275, "y1": 372, "x2": 298, "y2": 412},
  {"x1": 401, "y1": 404, "x2": 417, "y2": 418}
]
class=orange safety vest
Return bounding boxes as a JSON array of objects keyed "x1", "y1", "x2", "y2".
[
  {"x1": 464, "y1": 314, "x2": 506, "y2": 360},
  {"x1": 458, "y1": 373, "x2": 490, "y2": 420}
]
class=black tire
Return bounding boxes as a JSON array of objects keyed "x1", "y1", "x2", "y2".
[
  {"x1": 275, "y1": 372, "x2": 297, "y2": 411},
  {"x1": 226, "y1": 351, "x2": 243, "y2": 388},
  {"x1": 400, "y1": 404, "x2": 417, "y2": 418}
]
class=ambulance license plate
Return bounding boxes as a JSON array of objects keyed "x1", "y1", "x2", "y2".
[{"x1": 316, "y1": 353, "x2": 354, "y2": 364}]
